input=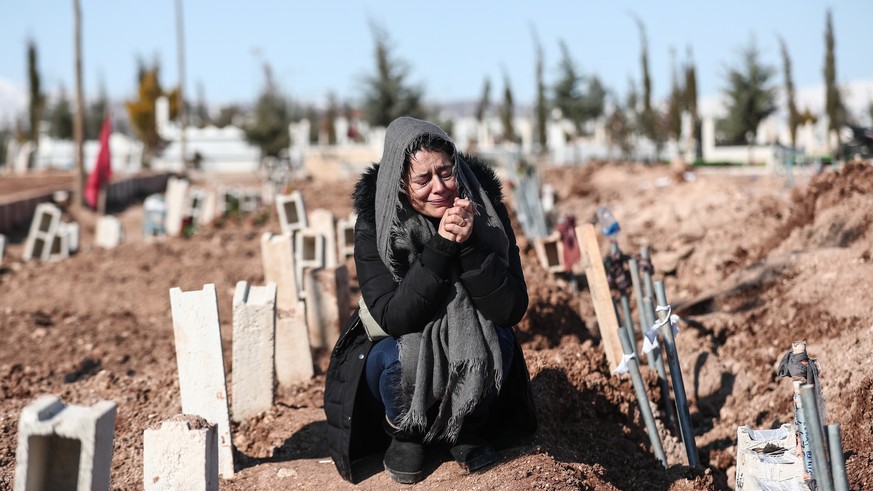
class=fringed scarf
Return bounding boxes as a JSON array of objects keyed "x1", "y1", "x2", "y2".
[{"x1": 374, "y1": 117, "x2": 509, "y2": 442}]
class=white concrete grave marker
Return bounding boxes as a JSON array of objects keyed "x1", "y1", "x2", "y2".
[
  {"x1": 0, "y1": 233, "x2": 5, "y2": 265},
  {"x1": 60, "y1": 222, "x2": 80, "y2": 254},
  {"x1": 22, "y1": 202, "x2": 62, "y2": 261},
  {"x1": 186, "y1": 188, "x2": 207, "y2": 226},
  {"x1": 241, "y1": 189, "x2": 260, "y2": 213},
  {"x1": 260, "y1": 232, "x2": 298, "y2": 313},
  {"x1": 164, "y1": 176, "x2": 190, "y2": 237},
  {"x1": 232, "y1": 281, "x2": 277, "y2": 422},
  {"x1": 168, "y1": 284, "x2": 234, "y2": 479},
  {"x1": 304, "y1": 265, "x2": 350, "y2": 349},
  {"x1": 14, "y1": 395, "x2": 117, "y2": 491},
  {"x1": 309, "y1": 208, "x2": 337, "y2": 268},
  {"x1": 275, "y1": 191, "x2": 307, "y2": 236},
  {"x1": 198, "y1": 189, "x2": 218, "y2": 226},
  {"x1": 534, "y1": 232, "x2": 564, "y2": 273},
  {"x1": 336, "y1": 213, "x2": 357, "y2": 261},
  {"x1": 295, "y1": 229, "x2": 325, "y2": 300},
  {"x1": 143, "y1": 415, "x2": 218, "y2": 491},
  {"x1": 49, "y1": 229, "x2": 70, "y2": 260},
  {"x1": 95, "y1": 215, "x2": 124, "y2": 249},
  {"x1": 275, "y1": 302, "x2": 314, "y2": 387}
]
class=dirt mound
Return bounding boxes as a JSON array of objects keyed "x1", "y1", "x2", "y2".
[{"x1": 1, "y1": 162, "x2": 872, "y2": 489}]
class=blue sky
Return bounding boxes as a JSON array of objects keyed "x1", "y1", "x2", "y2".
[{"x1": 1, "y1": 1, "x2": 871, "y2": 121}]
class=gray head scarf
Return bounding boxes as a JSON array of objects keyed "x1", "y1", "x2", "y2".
[{"x1": 375, "y1": 116, "x2": 509, "y2": 442}]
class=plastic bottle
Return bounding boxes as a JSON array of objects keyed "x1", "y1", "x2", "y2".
[{"x1": 596, "y1": 206, "x2": 621, "y2": 239}]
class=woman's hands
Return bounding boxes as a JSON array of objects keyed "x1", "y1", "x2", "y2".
[{"x1": 438, "y1": 197, "x2": 475, "y2": 243}]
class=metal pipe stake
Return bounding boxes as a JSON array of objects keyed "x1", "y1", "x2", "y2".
[
  {"x1": 800, "y1": 384, "x2": 833, "y2": 491},
  {"x1": 793, "y1": 381, "x2": 814, "y2": 477},
  {"x1": 619, "y1": 295, "x2": 636, "y2": 356},
  {"x1": 827, "y1": 424, "x2": 849, "y2": 491},
  {"x1": 646, "y1": 296, "x2": 677, "y2": 432},
  {"x1": 618, "y1": 326, "x2": 667, "y2": 467},
  {"x1": 629, "y1": 258, "x2": 654, "y2": 366},
  {"x1": 654, "y1": 281, "x2": 699, "y2": 467}
]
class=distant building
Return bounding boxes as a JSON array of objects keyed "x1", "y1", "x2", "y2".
[{"x1": 151, "y1": 97, "x2": 261, "y2": 173}]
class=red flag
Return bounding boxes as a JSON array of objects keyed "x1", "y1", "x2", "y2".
[{"x1": 85, "y1": 116, "x2": 112, "y2": 209}]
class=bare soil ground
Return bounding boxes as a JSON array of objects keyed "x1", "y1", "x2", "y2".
[{"x1": 1, "y1": 160, "x2": 871, "y2": 490}]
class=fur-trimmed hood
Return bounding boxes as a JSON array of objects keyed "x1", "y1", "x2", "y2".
[{"x1": 352, "y1": 153, "x2": 504, "y2": 226}]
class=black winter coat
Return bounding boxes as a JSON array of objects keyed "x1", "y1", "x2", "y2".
[{"x1": 323, "y1": 155, "x2": 537, "y2": 483}]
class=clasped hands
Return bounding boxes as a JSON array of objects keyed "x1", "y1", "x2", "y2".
[{"x1": 438, "y1": 197, "x2": 475, "y2": 243}]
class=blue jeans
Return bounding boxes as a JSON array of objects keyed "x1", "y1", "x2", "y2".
[{"x1": 364, "y1": 325, "x2": 515, "y2": 425}]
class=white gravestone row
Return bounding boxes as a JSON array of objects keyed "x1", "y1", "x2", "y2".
[
  {"x1": 272, "y1": 193, "x2": 353, "y2": 350},
  {"x1": 11, "y1": 203, "x2": 353, "y2": 488},
  {"x1": 162, "y1": 180, "x2": 266, "y2": 238}
]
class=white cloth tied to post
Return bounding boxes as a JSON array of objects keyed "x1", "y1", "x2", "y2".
[
  {"x1": 612, "y1": 353, "x2": 637, "y2": 375},
  {"x1": 641, "y1": 305, "x2": 681, "y2": 355}
]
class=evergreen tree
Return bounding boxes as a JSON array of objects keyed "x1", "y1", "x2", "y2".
[
  {"x1": 47, "y1": 87, "x2": 74, "y2": 140},
  {"x1": 633, "y1": 17, "x2": 662, "y2": 153},
  {"x1": 361, "y1": 21, "x2": 425, "y2": 127},
  {"x1": 663, "y1": 47, "x2": 683, "y2": 141},
  {"x1": 606, "y1": 95, "x2": 633, "y2": 161},
  {"x1": 683, "y1": 48, "x2": 700, "y2": 158},
  {"x1": 553, "y1": 40, "x2": 606, "y2": 136},
  {"x1": 779, "y1": 37, "x2": 801, "y2": 149},
  {"x1": 243, "y1": 63, "x2": 291, "y2": 157},
  {"x1": 475, "y1": 77, "x2": 491, "y2": 122},
  {"x1": 823, "y1": 9, "x2": 846, "y2": 139},
  {"x1": 499, "y1": 71, "x2": 516, "y2": 143},
  {"x1": 532, "y1": 27, "x2": 548, "y2": 153},
  {"x1": 636, "y1": 19, "x2": 653, "y2": 134},
  {"x1": 214, "y1": 104, "x2": 241, "y2": 128},
  {"x1": 719, "y1": 38, "x2": 777, "y2": 144},
  {"x1": 27, "y1": 39, "x2": 45, "y2": 146}
]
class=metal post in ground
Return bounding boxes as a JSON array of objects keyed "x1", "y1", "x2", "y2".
[
  {"x1": 629, "y1": 258, "x2": 654, "y2": 365},
  {"x1": 619, "y1": 295, "x2": 636, "y2": 356},
  {"x1": 618, "y1": 326, "x2": 667, "y2": 467},
  {"x1": 827, "y1": 424, "x2": 849, "y2": 491},
  {"x1": 641, "y1": 245, "x2": 655, "y2": 301},
  {"x1": 654, "y1": 281, "x2": 699, "y2": 467},
  {"x1": 645, "y1": 296, "x2": 676, "y2": 431},
  {"x1": 608, "y1": 242, "x2": 638, "y2": 349},
  {"x1": 793, "y1": 380, "x2": 814, "y2": 478},
  {"x1": 800, "y1": 384, "x2": 833, "y2": 491}
]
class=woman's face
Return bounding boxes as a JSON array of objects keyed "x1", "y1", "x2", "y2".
[{"x1": 405, "y1": 149, "x2": 458, "y2": 218}]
